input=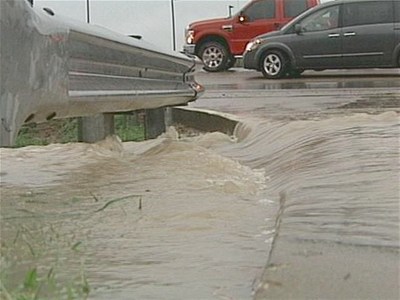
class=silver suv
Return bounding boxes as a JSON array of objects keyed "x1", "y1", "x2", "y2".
[{"x1": 243, "y1": 0, "x2": 400, "y2": 79}]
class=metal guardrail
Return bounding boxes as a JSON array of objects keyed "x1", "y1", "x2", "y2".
[{"x1": 0, "y1": 0, "x2": 203, "y2": 147}]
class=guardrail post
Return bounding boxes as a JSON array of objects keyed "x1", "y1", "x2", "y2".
[
  {"x1": 0, "y1": 120, "x2": 12, "y2": 147},
  {"x1": 78, "y1": 114, "x2": 114, "y2": 143},
  {"x1": 165, "y1": 107, "x2": 173, "y2": 127},
  {"x1": 144, "y1": 108, "x2": 166, "y2": 139}
]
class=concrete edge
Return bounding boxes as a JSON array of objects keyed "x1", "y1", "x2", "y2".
[{"x1": 170, "y1": 106, "x2": 240, "y2": 136}]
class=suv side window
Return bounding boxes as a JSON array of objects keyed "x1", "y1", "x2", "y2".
[
  {"x1": 284, "y1": 0, "x2": 308, "y2": 18},
  {"x1": 244, "y1": 0, "x2": 276, "y2": 22},
  {"x1": 395, "y1": 0, "x2": 400, "y2": 23},
  {"x1": 300, "y1": 5, "x2": 340, "y2": 32},
  {"x1": 343, "y1": 1, "x2": 393, "y2": 27}
]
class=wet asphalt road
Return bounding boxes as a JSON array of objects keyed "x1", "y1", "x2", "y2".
[
  {"x1": 190, "y1": 68, "x2": 400, "y2": 120},
  {"x1": 195, "y1": 68, "x2": 400, "y2": 90}
]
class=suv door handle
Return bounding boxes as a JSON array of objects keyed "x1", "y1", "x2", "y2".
[
  {"x1": 328, "y1": 33, "x2": 340, "y2": 38},
  {"x1": 344, "y1": 32, "x2": 356, "y2": 37}
]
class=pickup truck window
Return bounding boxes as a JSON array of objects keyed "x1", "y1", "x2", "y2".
[
  {"x1": 284, "y1": 0, "x2": 308, "y2": 18},
  {"x1": 244, "y1": 0, "x2": 276, "y2": 22}
]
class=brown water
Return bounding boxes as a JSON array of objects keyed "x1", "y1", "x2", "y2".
[
  {"x1": 0, "y1": 130, "x2": 273, "y2": 299},
  {"x1": 1, "y1": 110, "x2": 399, "y2": 299},
  {"x1": 223, "y1": 112, "x2": 399, "y2": 248}
]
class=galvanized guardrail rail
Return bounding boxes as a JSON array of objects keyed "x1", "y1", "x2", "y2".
[{"x1": 0, "y1": 0, "x2": 203, "y2": 147}]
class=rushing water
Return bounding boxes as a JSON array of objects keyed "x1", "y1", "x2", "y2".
[
  {"x1": 1, "y1": 97, "x2": 399, "y2": 298},
  {"x1": 222, "y1": 112, "x2": 399, "y2": 248},
  {"x1": 0, "y1": 130, "x2": 274, "y2": 299}
]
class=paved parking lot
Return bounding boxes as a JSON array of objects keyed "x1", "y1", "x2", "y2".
[{"x1": 191, "y1": 68, "x2": 400, "y2": 121}]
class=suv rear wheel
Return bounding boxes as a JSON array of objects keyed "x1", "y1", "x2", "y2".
[
  {"x1": 287, "y1": 68, "x2": 304, "y2": 78},
  {"x1": 225, "y1": 57, "x2": 236, "y2": 70},
  {"x1": 198, "y1": 41, "x2": 229, "y2": 72},
  {"x1": 260, "y1": 50, "x2": 288, "y2": 79}
]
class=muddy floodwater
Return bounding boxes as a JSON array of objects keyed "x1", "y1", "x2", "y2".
[
  {"x1": 1, "y1": 70, "x2": 400, "y2": 299},
  {"x1": 1, "y1": 130, "x2": 272, "y2": 299}
]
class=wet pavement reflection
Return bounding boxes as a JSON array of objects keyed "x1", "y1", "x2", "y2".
[{"x1": 199, "y1": 68, "x2": 400, "y2": 91}]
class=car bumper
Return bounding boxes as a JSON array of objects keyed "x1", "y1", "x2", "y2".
[
  {"x1": 183, "y1": 44, "x2": 196, "y2": 56},
  {"x1": 243, "y1": 50, "x2": 258, "y2": 70}
]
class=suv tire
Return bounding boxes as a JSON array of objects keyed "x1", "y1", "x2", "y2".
[
  {"x1": 199, "y1": 41, "x2": 229, "y2": 72},
  {"x1": 287, "y1": 68, "x2": 304, "y2": 78},
  {"x1": 225, "y1": 57, "x2": 236, "y2": 70},
  {"x1": 260, "y1": 50, "x2": 288, "y2": 79}
]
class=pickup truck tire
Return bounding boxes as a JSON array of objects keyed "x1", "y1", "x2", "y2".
[
  {"x1": 260, "y1": 50, "x2": 288, "y2": 79},
  {"x1": 198, "y1": 41, "x2": 229, "y2": 72}
]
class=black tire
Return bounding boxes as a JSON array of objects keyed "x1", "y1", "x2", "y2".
[
  {"x1": 260, "y1": 50, "x2": 288, "y2": 79},
  {"x1": 225, "y1": 57, "x2": 236, "y2": 70},
  {"x1": 287, "y1": 68, "x2": 304, "y2": 78},
  {"x1": 198, "y1": 41, "x2": 229, "y2": 72}
]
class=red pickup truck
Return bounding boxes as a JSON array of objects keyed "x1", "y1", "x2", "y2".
[{"x1": 183, "y1": 0, "x2": 320, "y2": 72}]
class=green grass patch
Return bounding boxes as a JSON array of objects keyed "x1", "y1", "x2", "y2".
[
  {"x1": 0, "y1": 223, "x2": 90, "y2": 300},
  {"x1": 15, "y1": 114, "x2": 145, "y2": 148}
]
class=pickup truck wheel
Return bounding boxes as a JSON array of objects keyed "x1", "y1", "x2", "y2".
[
  {"x1": 260, "y1": 50, "x2": 287, "y2": 79},
  {"x1": 199, "y1": 41, "x2": 229, "y2": 72}
]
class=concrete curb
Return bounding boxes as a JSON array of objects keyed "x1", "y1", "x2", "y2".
[{"x1": 170, "y1": 107, "x2": 240, "y2": 136}]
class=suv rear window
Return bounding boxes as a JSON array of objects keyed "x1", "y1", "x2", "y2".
[
  {"x1": 343, "y1": 1, "x2": 393, "y2": 27},
  {"x1": 284, "y1": 0, "x2": 308, "y2": 18},
  {"x1": 395, "y1": 0, "x2": 400, "y2": 23}
]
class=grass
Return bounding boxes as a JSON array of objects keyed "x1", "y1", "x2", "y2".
[
  {"x1": 114, "y1": 113, "x2": 145, "y2": 142},
  {"x1": 15, "y1": 114, "x2": 145, "y2": 148},
  {"x1": 0, "y1": 222, "x2": 90, "y2": 300},
  {"x1": 0, "y1": 266, "x2": 90, "y2": 300}
]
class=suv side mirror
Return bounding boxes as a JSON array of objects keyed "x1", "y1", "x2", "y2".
[{"x1": 294, "y1": 24, "x2": 303, "y2": 34}]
